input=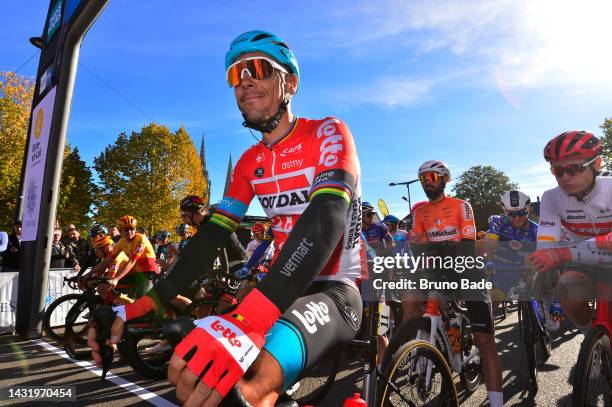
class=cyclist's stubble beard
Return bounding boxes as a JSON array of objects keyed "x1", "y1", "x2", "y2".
[{"x1": 424, "y1": 181, "x2": 446, "y2": 201}]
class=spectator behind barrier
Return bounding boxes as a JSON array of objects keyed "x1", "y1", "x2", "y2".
[
  {"x1": 2, "y1": 221, "x2": 22, "y2": 273},
  {"x1": 50, "y1": 228, "x2": 80, "y2": 272}
]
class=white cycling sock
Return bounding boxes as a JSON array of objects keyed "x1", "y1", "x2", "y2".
[{"x1": 487, "y1": 391, "x2": 503, "y2": 407}]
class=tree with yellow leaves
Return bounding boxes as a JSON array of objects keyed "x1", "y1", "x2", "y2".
[
  {"x1": 0, "y1": 72, "x2": 34, "y2": 229},
  {"x1": 94, "y1": 123, "x2": 209, "y2": 234}
]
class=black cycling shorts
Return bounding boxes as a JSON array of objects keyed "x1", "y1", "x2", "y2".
[{"x1": 263, "y1": 280, "x2": 362, "y2": 390}]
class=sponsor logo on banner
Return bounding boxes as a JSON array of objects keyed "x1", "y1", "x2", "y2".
[
  {"x1": 39, "y1": 65, "x2": 54, "y2": 95},
  {"x1": 316, "y1": 119, "x2": 344, "y2": 167},
  {"x1": 291, "y1": 300, "x2": 330, "y2": 334},
  {"x1": 22, "y1": 87, "x2": 56, "y2": 241},
  {"x1": 47, "y1": 0, "x2": 62, "y2": 44}
]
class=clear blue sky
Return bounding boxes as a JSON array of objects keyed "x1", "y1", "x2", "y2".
[{"x1": 3, "y1": 0, "x2": 612, "y2": 218}]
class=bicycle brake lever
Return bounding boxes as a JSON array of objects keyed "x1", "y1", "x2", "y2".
[
  {"x1": 92, "y1": 306, "x2": 117, "y2": 379},
  {"x1": 162, "y1": 317, "x2": 196, "y2": 348}
]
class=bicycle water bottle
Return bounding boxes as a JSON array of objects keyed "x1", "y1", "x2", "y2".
[{"x1": 344, "y1": 393, "x2": 366, "y2": 407}]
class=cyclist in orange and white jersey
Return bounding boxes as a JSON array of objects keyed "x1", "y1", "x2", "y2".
[
  {"x1": 89, "y1": 31, "x2": 365, "y2": 407},
  {"x1": 528, "y1": 131, "x2": 612, "y2": 335},
  {"x1": 408, "y1": 160, "x2": 503, "y2": 407}
]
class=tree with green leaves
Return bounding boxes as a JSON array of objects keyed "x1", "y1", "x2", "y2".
[
  {"x1": 600, "y1": 118, "x2": 612, "y2": 170},
  {"x1": 0, "y1": 72, "x2": 34, "y2": 229},
  {"x1": 56, "y1": 145, "x2": 95, "y2": 230},
  {"x1": 94, "y1": 123, "x2": 209, "y2": 234},
  {"x1": 452, "y1": 165, "x2": 518, "y2": 231}
]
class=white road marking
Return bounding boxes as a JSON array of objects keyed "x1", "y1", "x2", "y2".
[{"x1": 33, "y1": 339, "x2": 178, "y2": 407}]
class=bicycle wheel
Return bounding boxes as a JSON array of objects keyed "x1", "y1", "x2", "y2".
[
  {"x1": 43, "y1": 293, "x2": 82, "y2": 342},
  {"x1": 519, "y1": 301, "x2": 538, "y2": 393},
  {"x1": 64, "y1": 294, "x2": 104, "y2": 359},
  {"x1": 286, "y1": 352, "x2": 341, "y2": 406},
  {"x1": 533, "y1": 300, "x2": 552, "y2": 362},
  {"x1": 378, "y1": 339, "x2": 458, "y2": 407},
  {"x1": 459, "y1": 320, "x2": 482, "y2": 393},
  {"x1": 571, "y1": 326, "x2": 612, "y2": 407},
  {"x1": 122, "y1": 323, "x2": 173, "y2": 380}
]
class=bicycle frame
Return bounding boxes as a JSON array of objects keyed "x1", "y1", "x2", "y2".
[{"x1": 413, "y1": 292, "x2": 480, "y2": 386}]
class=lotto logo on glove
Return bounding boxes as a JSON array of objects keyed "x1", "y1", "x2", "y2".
[{"x1": 210, "y1": 319, "x2": 242, "y2": 348}]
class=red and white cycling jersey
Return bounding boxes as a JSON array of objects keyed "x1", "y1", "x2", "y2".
[
  {"x1": 212, "y1": 117, "x2": 366, "y2": 282},
  {"x1": 537, "y1": 176, "x2": 612, "y2": 265}
]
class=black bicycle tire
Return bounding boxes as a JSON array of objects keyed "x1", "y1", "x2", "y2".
[
  {"x1": 64, "y1": 295, "x2": 104, "y2": 359},
  {"x1": 43, "y1": 293, "x2": 83, "y2": 342},
  {"x1": 458, "y1": 320, "x2": 482, "y2": 393},
  {"x1": 571, "y1": 326, "x2": 612, "y2": 407},
  {"x1": 534, "y1": 300, "x2": 552, "y2": 361},
  {"x1": 122, "y1": 329, "x2": 172, "y2": 380},
  {"x1": 520, "y1": 301, "x2": 538, "y2": 393},
  {"x1": 378, "y1": 339, "x2": 459, "y2": 407},
  {"x1": 381, "y1": 316, "x2": 430, "y2": 370}
]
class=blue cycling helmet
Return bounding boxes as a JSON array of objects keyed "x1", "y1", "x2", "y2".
[
  {"x1": 225, "y1": 30, "x2": 300, "y2": 90},
  {"x1": 89, "y1": 223, "x2": 108, "y2": 238},
  {"x1": 362, "y1": 201, "x2": 375, "y2": 212},
  {"x1": 157, "y1": 230, "x2": 171, "y2": 241},
  {"x1": 382, "y1": 215, "x2": 400, "y2": 224}
]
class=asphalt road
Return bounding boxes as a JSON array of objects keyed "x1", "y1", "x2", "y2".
[{"x1": 0, "y1": 303, "x2": 585, "y2": 406}]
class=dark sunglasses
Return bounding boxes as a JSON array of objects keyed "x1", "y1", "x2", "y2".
[
  {"x1": 120, "y1": 227, "x2": 136, "y2": 232},
  {"x1": 364, "y1": 212, "x2": 375, "y2": 217},
  {"x1": 551, "y1": 157, "x2": 597, "y2": 177},
  {"x1": 507, "y1": 210, "x2": 528, "y2": 218}
]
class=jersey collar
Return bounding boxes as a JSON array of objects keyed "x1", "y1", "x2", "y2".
[{"x1": 264, "y1": 117, "x2": 299, "y2": 149}]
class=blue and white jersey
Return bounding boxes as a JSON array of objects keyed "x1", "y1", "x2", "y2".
[{"x1": 487, "y1": 215, "x2": 538, "y2": 264}]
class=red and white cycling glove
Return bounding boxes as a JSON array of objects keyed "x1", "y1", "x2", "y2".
[
  {"x1": 174, "y1": 288, "x2": 281, "y2": 397},
  {"x1": 527, "y1": 247, "x2": 572, "y2": 273},
  {"x1": 113, "y1": 294, "x2": 157, "y2": 322},
  {"x1": 595, "y1": 232, "x2": 612, "y2": 251}
]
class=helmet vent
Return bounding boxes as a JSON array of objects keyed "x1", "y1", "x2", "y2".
[
  {"x1": 509, "y1": 191, "x2": 519, "y2": 207},
  {"x1": 252, "y1": 33, "x2": 273, "y2": 42}
]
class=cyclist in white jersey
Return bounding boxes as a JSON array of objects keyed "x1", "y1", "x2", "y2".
[{"x1": 528, "y1": 131, "x2": 612, "y2": 334}]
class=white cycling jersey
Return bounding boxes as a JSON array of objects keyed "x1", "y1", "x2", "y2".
[{"x1": 537, "y1": 176, "x2": 612, "y2": 266}]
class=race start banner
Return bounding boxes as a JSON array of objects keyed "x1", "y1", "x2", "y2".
[{"x1": 21, "y1": 86, "x2": 57, "y2": 242}]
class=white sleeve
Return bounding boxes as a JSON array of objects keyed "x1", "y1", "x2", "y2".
[
  {"x1": 569, "y1": 238, "x2": 612, "y2": 267},
  {"x1": 536, "y1": 190, "x2": 562, "y2": 249}
]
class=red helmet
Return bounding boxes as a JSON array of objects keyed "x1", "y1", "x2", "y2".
[
  {"x1": 251, "y1": 222, "x2": 266, "y2": 234},
  {"x1": 543, "y1": 131, "x2": 602, "y2": 162}
]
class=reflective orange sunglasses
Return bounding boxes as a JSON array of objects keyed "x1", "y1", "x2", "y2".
[
  {"x1": 226, "y1": 56, "x2": 288, "y2": 87},
  {"x1": 419, "y1": 172, "x2": 442, "y2": 184}
]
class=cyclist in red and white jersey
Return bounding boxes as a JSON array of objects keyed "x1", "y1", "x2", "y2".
[
  {"x1": 89, "y1": 30, "x2": 365, "y2": 407},
  {"x1": 528, "y1": 131, "x2": 612, "y2": 334}
]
